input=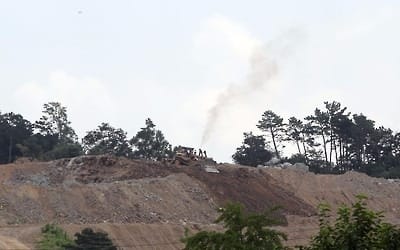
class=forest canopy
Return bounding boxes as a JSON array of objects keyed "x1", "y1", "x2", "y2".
[{"x1": 1, "y1": 100, "x2": 400, "y2": 178}]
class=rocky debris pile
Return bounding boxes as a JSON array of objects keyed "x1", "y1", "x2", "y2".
[
  {"x1": 0, "y1": 173, "x2": 218, "y2": 225},
  {"x1": 264, "y1": 168, "x2": 400, "y2": 224},
  {"x1": 0, "y1": 155, "x2": 319, "y2": 226},
  {"x1": 7, "y1": 155, "x2": 177, "y2": 187},
  {"x1": 387, "y1": 178, "x2": 400, "y2": 183},
  {"x1": 8, "y1": 169, "x2": 50, "y2": 186},
  {"x1": 259, "y1": 162, "x2": 309, "y2": 172},
  {"x1": 204, "y1": 165, "x2": 220, "y2": 173},
  {"x1": 0, "y1": 155, "x2": 399, "y2": 236}
]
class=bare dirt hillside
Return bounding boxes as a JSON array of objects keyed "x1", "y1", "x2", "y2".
[{"x1": 0, "y1": 155, "x2": 399, "y2": 249}]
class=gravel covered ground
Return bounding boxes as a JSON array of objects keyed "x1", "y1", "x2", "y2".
[{"x1": 0, "y1": 155, "x2": 398, "y2": 249}]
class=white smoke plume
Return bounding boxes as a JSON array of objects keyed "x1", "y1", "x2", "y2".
[{"x1": 201, "y1": 29, "x2": 304, "y2": 145}]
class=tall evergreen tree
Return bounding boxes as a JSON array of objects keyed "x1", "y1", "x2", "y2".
[
  {"x1": 332, "y1": 113, "x2": 353, "y2": 169},
  {"x1": 306, "y1": 108, "x2": 330, "y2": 165},
  {"x1": 286, "y1": 117, "x2": 304, "y2": 155},
  {"x1": 257, "y1": 110, "x2": 285, "y2": 159},
  {"x1": 350, "y1": 114, "x2": 375, "y2": 167},
  {"x1": 324, "y1": 101, "x2": 348, "y2": 165}
]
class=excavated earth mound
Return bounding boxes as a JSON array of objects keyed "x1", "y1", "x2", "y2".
[{"x1": 0, "y1": 155, "x2": 398, "y2": 249}]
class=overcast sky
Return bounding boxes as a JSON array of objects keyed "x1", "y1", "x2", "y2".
[{"x1": 1, "y1": 0, "x2": 400, "y2": 162}]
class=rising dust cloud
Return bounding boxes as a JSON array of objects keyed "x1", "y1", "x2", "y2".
[{"x1": 201, "y1": 29, "x2": 304, "y2": 145}]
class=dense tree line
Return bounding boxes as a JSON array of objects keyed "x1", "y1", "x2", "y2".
[
  {"x1": 233, "y1": 101, "x2": 400, "y2": 178},
  {"x1": 3, "y1": 100, "x2": 400, "y2": 178},
  {"x1": 0, "y1": 102, "x2": 172, "y2": 163}
]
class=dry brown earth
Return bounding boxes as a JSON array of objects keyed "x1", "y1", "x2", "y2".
[{"x1": 0, "y1": 155, "x2": 398, "y2": 249}]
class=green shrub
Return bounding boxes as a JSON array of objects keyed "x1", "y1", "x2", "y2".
[
  {"x1": 300, "y1": 195, "x2": 400, "y2": 250},
  {"x1": 66, "y1": 228, "x2": 117, "y2": 250},
  {"x1": 37, "y1": 224, "x2": 74, "y2": 250},
  {"x1": 182, "y1": 203, "x2": 289, "y2": 250}
]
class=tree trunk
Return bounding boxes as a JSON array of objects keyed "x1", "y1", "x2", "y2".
[
  {"x1": 339, "y1": 138, "x2": 343, "y2": 166},
  {"x1": 296, "y1": 140, "x2": 301, "y2": 155},
  {"x1": 329, "y1": 129, "x2": 333, "y2": 165},
  {"x1": 333, "y1": 139, "x2": 339, "y2": 167},
  {"x1": 270, "y1": 128, "x2": 280, "y2": 159},
  {"x1": 8, "y1": 135, "x2": 13, "y2": 163},
  {"x1": 302, "y1": 141, "x2": 308, "y2": 161},
  {"x1": 301, "y1": 132, "x2": 308, "y2": 162},
  {"x1": 321, "y1": 131, "x2": 328, "y2": 165}
]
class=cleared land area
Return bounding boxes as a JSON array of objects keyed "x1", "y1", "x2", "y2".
[{"x1": 0, "y1": 155, "x2": 399, "y2": 249}]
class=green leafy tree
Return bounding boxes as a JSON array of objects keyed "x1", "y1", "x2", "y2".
[
  {"x1": 43, "y1": 142, "x2": 83, "y2": 160},
  {"x1": 0, "y1": 112, "x2": 33, "y2": 163},
  {"x1": 35, "y1": 102, "x2": 77, "y2": 143},
  {"x1": 302, "y1": 195, "x2": 400, "y2": 250},
  {"x1": 82, "y1": 123, "x2": 131, "y2": 157},
  {"x1": 37, "y1": 224, "x2": 74, "y2": 250},
  {"x1": 257, "y1": 110, "x2": 285, "y2": 159},
  {"x1": 182, "y1": 203, "x2": 288, "y2": 250},
  {"x1": 66, "y1": 228, "x2": 117, "y2": 250},
  {"x1": 376, "y1": 222, "x2": 400, "y2": 250},
  {"x1": 16, "y1": 133, "x2": 58, "y2": 160},
  {"x1": 25, "y1": 102, "x2": 83, "y2": 160},
  {"x1": 232, "y1": 132, "x2": 273, "y2": 167},
  {"x1": 130, "y1": 118, "x2": 172, "y2": 160}
]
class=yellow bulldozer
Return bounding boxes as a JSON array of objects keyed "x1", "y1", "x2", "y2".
[
  {"x1": 172, "y1": 146, "x2": 198, "y2": 166},
  {"x1": 169, "y1": 146, "x2": 215, "y2": 166}
]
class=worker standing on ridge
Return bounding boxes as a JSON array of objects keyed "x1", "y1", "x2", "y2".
[
  {"x1": 204, "y1": 150, "x2": 207, "y2": 159},
  {"x1": 199, "y1": 149, "x2": 203, "y2": 158}
]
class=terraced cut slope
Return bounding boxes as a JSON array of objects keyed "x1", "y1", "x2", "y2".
[{"x1": 0, "y1": 155, "x2": 398, "y2": 249}]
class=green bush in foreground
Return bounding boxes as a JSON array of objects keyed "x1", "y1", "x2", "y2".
[
  {"x1": 300, "y1": 195, "x2": 400, "y2": 250},
  {"x1": 182, "y1": 203, "x2": 289, "y2": 250},
  {"x1": 37, "y1": 224, "x2": 74, "y2": 250},
  {"x1": 183, "y1": 197, "x2": 400, "y2": 250},
  {"x1": 37, "y1": 225, "x2": 117, "y2": 250},
  {"x1": 65, "y1": 228, "x2": 117, "y2": 250}
]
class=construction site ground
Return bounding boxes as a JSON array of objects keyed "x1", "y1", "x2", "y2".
[{"x1": 0, "y1": 155, "x2": 399, "y2": 249}]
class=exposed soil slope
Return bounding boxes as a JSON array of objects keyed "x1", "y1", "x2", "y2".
[
  {"x1": 0, "y1": 156, "x2": 314, "y2": 226},
  {"x1": 0, "y1": 155, "x2": 398, "y2": 249}
]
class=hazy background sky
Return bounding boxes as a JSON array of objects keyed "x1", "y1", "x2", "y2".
[{"x1": 1, "y1": 0, "x2": 400, "y2": 162}]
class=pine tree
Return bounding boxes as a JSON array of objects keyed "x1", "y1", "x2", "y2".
[{"x1": 257, "y1": 110, "x2": 285, "y2": 159}]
